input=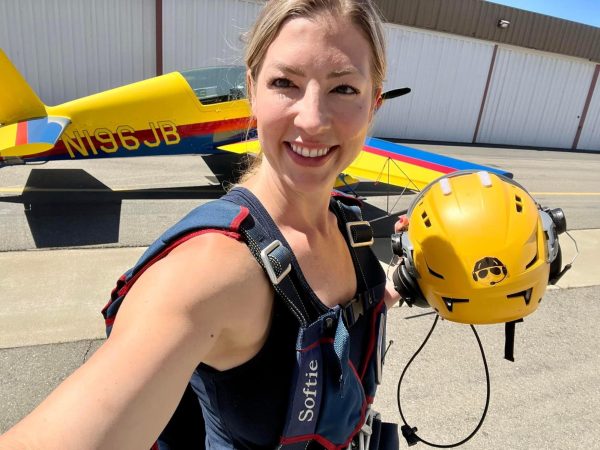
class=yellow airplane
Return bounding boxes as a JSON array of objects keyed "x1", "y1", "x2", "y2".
[{"x1": 0, "y1": 49, "x2": 510, "y2": 191}]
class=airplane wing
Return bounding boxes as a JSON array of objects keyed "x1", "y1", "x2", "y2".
[
  {"x1": 217, "y1": 139, "x2": 260, "y2": 155},
  {"x1": 347, "y1": 137, "x2": 512, "y2": 191},
  {"x1": 218, "y1": 137, "x2": 512, "y2": 191}
]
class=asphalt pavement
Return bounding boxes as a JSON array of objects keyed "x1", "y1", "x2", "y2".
[{"x1": 1, "y1": 145, "x2": 599, "y2": 448}]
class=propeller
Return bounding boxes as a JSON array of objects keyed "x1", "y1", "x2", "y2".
[{"x1": 381, "y1": 87, "x2": 411, "y2": 101}]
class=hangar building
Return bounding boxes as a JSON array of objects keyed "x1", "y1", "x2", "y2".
[{"x1": 1, "y1": 0, "x2": 599, "y2": 151}]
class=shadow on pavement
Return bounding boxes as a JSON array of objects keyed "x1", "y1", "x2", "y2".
[
  {"x1": 0, "y1": 166, "x2": 419, "y2": 246},
  {"x1": 0, "y1": 168, "x2": 227, "y2": 248}
]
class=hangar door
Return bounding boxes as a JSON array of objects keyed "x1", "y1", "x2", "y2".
[
  {"x1": 476, "y1": 47, "x2": 595, "y2": 149},
  {"x1": 374, "y1": 24, "x2": 494, "y2": 143},
  {"x1": 0, "y1": 0, "x2": 156, "y2": 105},
  {"x1": 162, "y1": 0, "x2": 262, "y2": 72},
  {"x1": 577, "y1": 69, "x2": 600, "y2": 151}
]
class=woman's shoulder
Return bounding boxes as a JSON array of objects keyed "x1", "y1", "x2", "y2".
[
  {"x1": 140, "y1": 231, "x2": 269, "y2": 311},
  {"x1": 115, "y1": 230, "x2": 269, "y2": 325},
  {"x1": 173, "y1": 231, "x2": 262, "y2": 286},
  {"x1": 111, "y1": 231, "x2": 273, "y2": 363}
]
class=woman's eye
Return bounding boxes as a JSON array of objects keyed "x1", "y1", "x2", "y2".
[
  {"x1": 271, "y1": 78, "x2": 294, "y2": 88},
  {"x1": 333, "y1": 85, "x2": 359, "y2": 95}
]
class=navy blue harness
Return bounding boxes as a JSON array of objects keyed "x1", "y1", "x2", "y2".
[{"x1": 102, "y1": 187, "x2": 397, "y2": 449}]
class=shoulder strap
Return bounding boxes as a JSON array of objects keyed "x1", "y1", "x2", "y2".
[
  {"x1": 136, "y1": 199, "x2": 249, "y2": 270},
  {"x1": 102, "y1": 199, "x2": 249, "y2": 334},
  {"x1": 329, "y1": 192, "x2": 387, "y2": 327},
  {"x1": 224, "y1": 188, "x2": 386, "y2": 329},
  {"x1": 330, "y1": 191, "x2": 374, "y2": 249},
  {"x1": 222, "y1": 187, "x2": 318, "y2": 326}
]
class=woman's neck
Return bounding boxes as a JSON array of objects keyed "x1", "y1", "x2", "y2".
[{"x1": 241, "y1": 170, "x2": 335, "y2": 235}]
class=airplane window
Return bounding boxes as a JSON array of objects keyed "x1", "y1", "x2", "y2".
[{"x1": 180, "y1": 66, "x2": 246, "y2": 105}]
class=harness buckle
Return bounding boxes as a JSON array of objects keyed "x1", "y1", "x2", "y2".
[
  {"x1": 346, "y1": 221, "x2": 374, "y2": 248},
  {"x1": 348, "y1": 407, "x2": 379, "y2": 450},
  {"x1": 343, "y1": 294, "x2": 365, "y2": 328},
  {"x1": 260, "y1": 240, "x2": 292, "y2": 285}
]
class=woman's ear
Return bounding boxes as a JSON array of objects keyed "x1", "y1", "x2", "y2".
[
  {"x1": 370, "y1": 87, "x2": 383, "y2": 122},
  {"x1": 246, "y1": 69, "x2": 255, "y2": 109},
  {"x1": 374, "y1": 88, "x2": 383, "y2": 112}
]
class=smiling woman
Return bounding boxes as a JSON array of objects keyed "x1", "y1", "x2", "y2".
[
  {"x1": 0, "y1": 1, "x2": 404, "y2": 449},
  {"x1": 246, "y1": 14, "x2": 378, "y2": 195}
]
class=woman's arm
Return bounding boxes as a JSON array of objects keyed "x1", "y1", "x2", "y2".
[
  {"x1": 0, "y1": 233, "x2": 271, "y2": 450},
  {"x1": 383, "y1": 278, "x2": 402, "y2": 309}
]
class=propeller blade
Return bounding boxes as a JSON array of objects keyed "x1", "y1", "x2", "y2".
[{"x1": 381, "y1": 88, "x2": 411, "y2": 100}]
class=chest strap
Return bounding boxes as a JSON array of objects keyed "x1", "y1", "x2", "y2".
[{"x1": 342, "y1": 286, "x2": 382, "y2": 328}]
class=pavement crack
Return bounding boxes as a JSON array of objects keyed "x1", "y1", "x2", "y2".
[{"x1": 82, "y1": 340, "x2": 94, "y2": 363}]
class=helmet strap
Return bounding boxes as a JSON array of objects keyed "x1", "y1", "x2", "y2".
[{"x1": 504, "y1": 319, "x2": 524, "y2": 362}]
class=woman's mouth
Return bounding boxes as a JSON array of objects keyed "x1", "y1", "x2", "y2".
[{"x1": 289, "y1": 142, "x2": 332, "y2": 158}]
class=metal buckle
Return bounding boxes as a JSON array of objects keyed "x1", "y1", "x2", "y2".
[
  {"x1": 346, "y1": 221, "x2": 374, "y2": 248},
  {"x1": 347, "y1": 407, "x2": 378, "y2": 450},
  {"x1": 343, "y1": 295, "x2": 365, "y2": 328},
  {"x1": 260, "y1": 240, "x2": 291, "y2": 285}
]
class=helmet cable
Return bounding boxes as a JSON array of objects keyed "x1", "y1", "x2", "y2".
[{"x1": 397, "y1": 314, "x2": 491, "y2": 448}]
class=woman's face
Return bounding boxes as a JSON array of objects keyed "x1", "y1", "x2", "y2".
[{"x1": 250, "y1": 15, "x2": 379, "y2": 193}]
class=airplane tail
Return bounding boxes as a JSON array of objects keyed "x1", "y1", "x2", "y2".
[
  {"x1": 0, "y1": 49, "x2": 47, "y2": 125},
  {"x1": 0, "y1": 49, "x2": 73, "y2": 159}
]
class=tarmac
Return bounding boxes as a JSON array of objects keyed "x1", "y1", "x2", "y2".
[
  {"x1": 1, "y1": 231, "x2": 597, "y2": 349},
  {"x1": 1, "y1": 232, "x2": 599, "y2": 448}
]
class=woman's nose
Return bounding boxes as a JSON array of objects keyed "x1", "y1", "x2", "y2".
[{"x1": 293, "y1": 86, "x2": 331, "y2": 135}]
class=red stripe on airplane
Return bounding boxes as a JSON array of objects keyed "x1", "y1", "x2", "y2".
[
  {"x1": 363, "y1": 144, "x2": 454, "y2": 174},
  {"x1": 16, "y1": 122, "x2": 28, "y2": 145},
  {"x1": 177, "y1": 117, "x2": 251, "y2": 137}
]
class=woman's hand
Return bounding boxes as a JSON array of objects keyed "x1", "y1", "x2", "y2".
[{"x1": 394, "y1": 214, "x2": 409, "y2": 233}]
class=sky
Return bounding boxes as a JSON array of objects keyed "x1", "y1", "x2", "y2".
[{"x1": 487, "y1": 0, "x2": 600, "y2": 28}]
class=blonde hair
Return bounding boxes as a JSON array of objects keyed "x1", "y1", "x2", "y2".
[
  {"x1": 238, "y1": 0, "x2": 387, "y2": 184},
  {"x1": 245, "y1": 0, "x2": 386, "y2": 92}
]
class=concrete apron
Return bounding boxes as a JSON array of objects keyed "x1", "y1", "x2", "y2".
[{"x1": 0, "y1": 230, "x2": 598, "y2": 349}]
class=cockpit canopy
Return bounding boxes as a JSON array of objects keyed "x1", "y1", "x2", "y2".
[{"x1": 180, "y1": 66, "x2": 246, "y2": 105}]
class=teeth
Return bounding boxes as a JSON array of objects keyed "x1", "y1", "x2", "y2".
[{"x1": 290, "y1": 143, "x2": 331, "y2": 158}]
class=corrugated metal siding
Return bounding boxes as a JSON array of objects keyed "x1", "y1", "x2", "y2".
[
  {"x1": 0, "y1": 0, "x2": 156, "y2": 106},
  {"x1": 477, "y1": 46, "x2": 595, "y2": 148},
  {"x1": 578, "y1": 77, "x2": 600, "y2": 151},
  {"x1": 373, "y1": 24, "x2": 494, "y2": 142},
  {"x1": 375, "y1": 0, "x2": 600, "y2": 63},
  {"x1": 162, "y1": 0, "x2": 262, "y2": 72}
]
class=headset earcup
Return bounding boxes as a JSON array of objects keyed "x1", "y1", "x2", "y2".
[
  {"x1": 393, "y1": 263, "x2": 429, "y2": 308},
  {"x1": 549, "y1": 243, "x2": 562, "y2": 284}
]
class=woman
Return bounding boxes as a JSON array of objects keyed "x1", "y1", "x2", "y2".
[{"x1": 0, "y1": 0, "x2": 403, "y2": 448}]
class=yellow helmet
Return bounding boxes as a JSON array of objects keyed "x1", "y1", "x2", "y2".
[{"x1": 400, "y1": 171, "x2": 560, "y2": 325}]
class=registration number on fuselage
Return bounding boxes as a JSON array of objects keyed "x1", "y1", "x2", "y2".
[{"x1": 61, "y1": 121, "x2": 181, "y2": 158}]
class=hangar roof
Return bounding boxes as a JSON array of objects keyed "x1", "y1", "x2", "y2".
[{"x1": 375, "y1": 0, "x2": 600, "y2": 63}]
